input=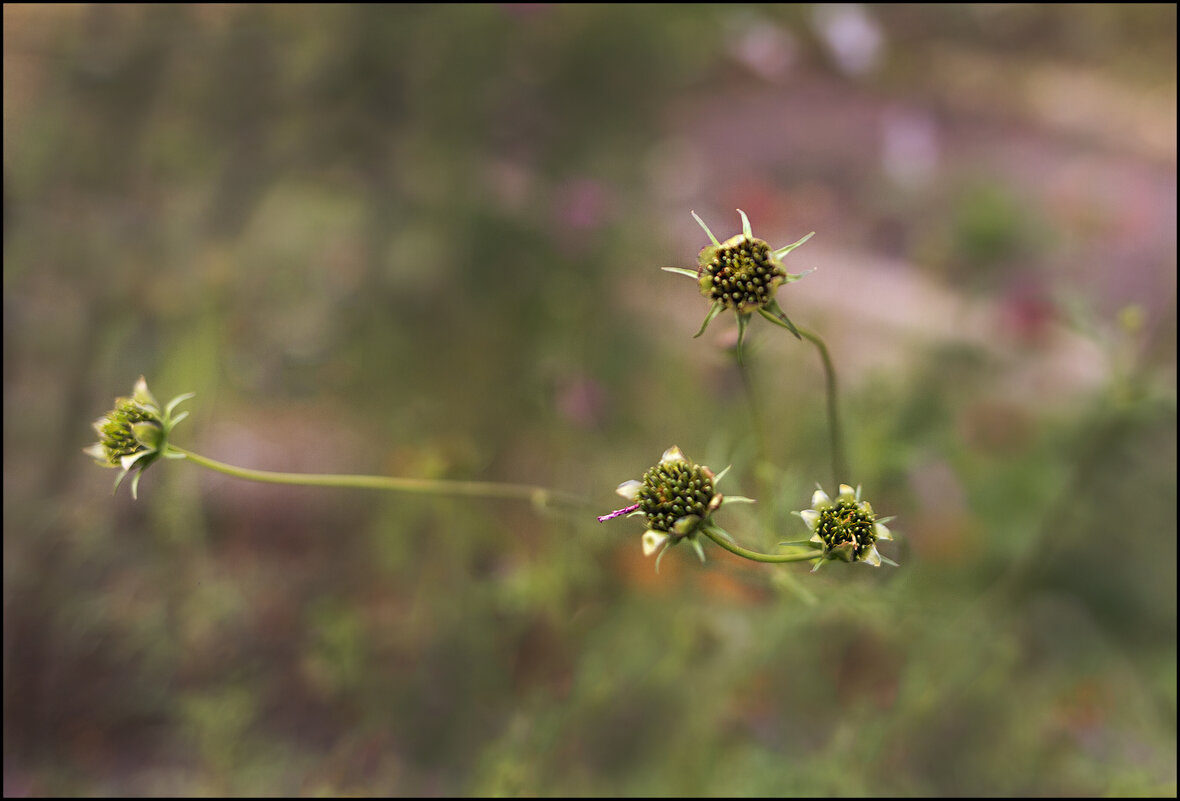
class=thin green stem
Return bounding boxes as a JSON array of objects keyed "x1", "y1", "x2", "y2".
[
  {"x1": 734, "y1": 333, "x2": 817, "y2": 603},
  {"x1": 735, "y1": 347, "x2": 770, "y2": 496},
  {"x1": 166, "y1": 445, "x2": 586, "y2": 509},
  {"x1": 795, "y1": 324, "x2": 848, "y2": 487},
  {"x1": 702, "y1": 525, "x2": 819, "y2": 564}
]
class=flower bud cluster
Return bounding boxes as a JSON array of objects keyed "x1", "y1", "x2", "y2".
[
  {"x1": 90, "y1": 399, "x2": 159, "y2": 467},
  {"x1": 84, "y1": 376, "x2": 193, "y2": 499}
]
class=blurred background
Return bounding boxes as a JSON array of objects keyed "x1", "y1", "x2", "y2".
[{"x1": 3, "y1": 4, "x2": 1175, "y2": 795}]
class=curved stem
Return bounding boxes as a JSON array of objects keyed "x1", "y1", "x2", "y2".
[
  {"x1": 733, "y1": 334, "x2": 818, "y2": 602},
  {"x1": 795, "y1": 325, "x2": 848, "y2": 487},
  {"x1": 701, "y1": 525, "x2": 820, "y2": 565},
  {"x1": 167, "y1": 445, "x2": 585, "y2": 509}
]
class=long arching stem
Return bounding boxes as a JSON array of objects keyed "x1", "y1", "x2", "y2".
[
  {"x1": 795, "y1": 325, "x2": 847, "y2": 487},
  {"x1": 166, "y1": 445, "x2": 585, "y2": 509}
]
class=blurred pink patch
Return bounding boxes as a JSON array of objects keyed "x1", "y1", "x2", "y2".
[
  {"x1": 556, "y1": 178, "x2": 610, "y2": 231},
  {"x1": 556, "y1": 374, "x2": 607, "y2": 428},
  {"x1": 1000, "y1": 283, "x2": 1056, "y2": 344}
]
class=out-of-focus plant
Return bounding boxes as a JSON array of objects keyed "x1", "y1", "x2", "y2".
[
  {"x1": 86, "y1": 377, "x2": 581, "y2": 511},
  {"x1": 597, "y1": 210, "x2": 898, "y2": 573},
  {"x1": 88, "y1": 210, "x2": 896, "y2": 576}
]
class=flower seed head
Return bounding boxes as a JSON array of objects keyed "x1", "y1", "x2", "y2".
[
  {"x1": 84, "y1": 377, "x2": 194, "y2": 499},
  {"x1": 698, "y1": 234, "x2": 786, "y2": 314},
  {"x1": 599, "y1": 446, "x2": 741, "y2": 567},
  {"x1": 636, "y1": 447, "x2": 719, "y2": 540},
  {"x1": 87, "y1": 399, "x2": 160, "y2": 468},
  {"x1": 664, "y1": 211, "x2": 814, "y2": 352},
  {"x1": 798, "y1": 483, "x2": 896, "y2": 569}
]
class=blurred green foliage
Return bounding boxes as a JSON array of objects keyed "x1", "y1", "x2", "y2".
[{"x1": 4, "y1": 4, "x2": 1176, "y2": 796}]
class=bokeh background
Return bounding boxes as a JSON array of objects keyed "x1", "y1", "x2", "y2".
[{"x1": 4, "y1": 4, "x2": 1176, "y2": 796}]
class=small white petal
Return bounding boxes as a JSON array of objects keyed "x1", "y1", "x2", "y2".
[
  {"x1": 132, "y1": 376, "x2": 160, "y2": 411},
  {"x1": 875, "y1": 522, "x2": 893, "y2": 541},
  {"x1": 660, "y1": 446, "x2": 686, "y2": 465},
  {"x1": 642, "y1": 530, "x2": 668, "y2": 557},
  {"x1": 862, "y1": 545, "x2": 882, "y2": 567},
  {"x1": 615, "y1": 479, "x2": 643, "y2": 501},
  {"x1": 837, "y1": 484, "x2": 857, "y2": 502},
  {"x1": 800, "y1": 509, "x2": 820, "y2": 529},
  {"x1": 83, "y1": 445, "x2": 109, "y2": 464},
  {"x1": 810, "y1": 489, "x2": 832, "y2": 510}
]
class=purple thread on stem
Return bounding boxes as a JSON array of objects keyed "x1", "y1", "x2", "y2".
[{"x1": 597, "y1": 503, "x2": 640, "y2": 522}]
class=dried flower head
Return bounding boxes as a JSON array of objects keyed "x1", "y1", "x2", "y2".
[
  {"x1": 84, "y1": 376, "x2": 193, "y2": 499},
  {"x1": 793, "y1": 483, "x2": 897, "y2": 571},
  {"x1": 664, "y1": 209, "x2": 813, "y2": 357},
  {"x1": 598, "y1": 446, "x2": 753, "y2": 569}
]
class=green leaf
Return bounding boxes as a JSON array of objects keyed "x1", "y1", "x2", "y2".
[
  {"x1": 772, "y1": 231, "x2": 814, "y2": 258},
  {"x1": 694, "y1": 301, "x2": 725, "y2": 338},
  {"x1": 131, "y1": 422, "x2": 163, "y2": 449},
  {"x1": 164, "y1": 392, "x2": 196, "y2": 416},
  {"x1": 706, "y1": 524, "x2": 736, "y2": 544},
  {"x1": 757, "y1": 300, "x2": 802, "y2": 340},
  {"x1": 654, "y1": 541, "x2": 672, "y2": 573},
  {"x1": 692, "y1": 210, "x2": 720, "y2": 247},
  {"x1": 778, "y1": 538, "x2": 822, "y2": 548}
]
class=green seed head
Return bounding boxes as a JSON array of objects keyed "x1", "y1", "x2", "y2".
[
  {"x1": 637, "y1": 448, "x2": 718, "y2": 540},
  {"x1": 84, "y1": 376, "x2": 195, "y2": 499},
  {"x1": 90, "y1": 399, "x2": 159, "y2": 466},
  {"x1": 698, "y1": 234, "x2": 787, "y2": 313},
  {"x1": 798, "y1": 484, "x2": 896, "y2": 569},
  {"x1": 813, "y1": 497, "x2": 879, "y2": 562}
]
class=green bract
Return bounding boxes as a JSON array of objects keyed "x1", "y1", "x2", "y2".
[
  {"x1": 792, "y1": 483, "x2": 897, "y2": 572},
  {"x1": 84, "y1": 376, "x2": 194, "y2": 499},
  {"x1": 664, "y1": 209, "x2": 813, "y2": 358},
  {"x1": 602, "y1": 446, "x2": 754, "y2": 570}
]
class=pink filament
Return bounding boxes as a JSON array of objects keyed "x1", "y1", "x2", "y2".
[{"x1": 597, "y1": 503, "x2": 640, "y2": 522}]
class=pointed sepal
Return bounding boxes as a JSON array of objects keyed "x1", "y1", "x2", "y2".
[
  {"x1": 694, "y1": 301, "x2": 725, "y2": 338},
  {"x1": 692, "y1": 210, "x2": 721, "y2": 247},
  {"x1": 772, "y1": 231, "x2": 814, "y2": 259},
  {"x1": 757, "y1": 299, "x2": 802, "y2": 340}
]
